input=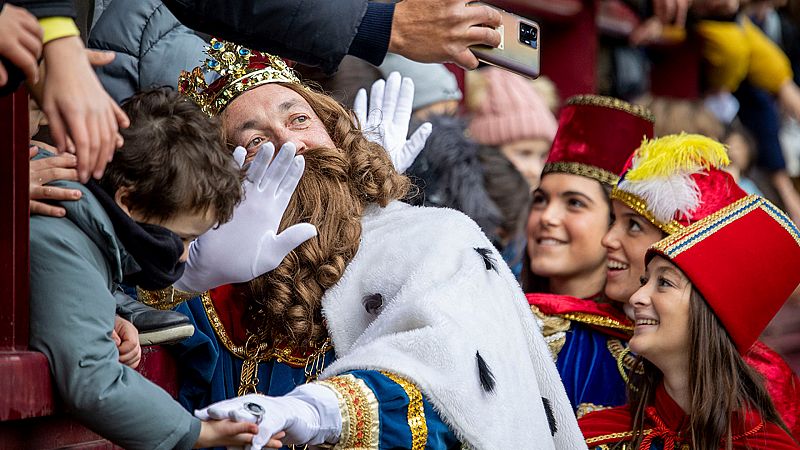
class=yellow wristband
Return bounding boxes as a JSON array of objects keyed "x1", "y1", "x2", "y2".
[{"x1": 39, "y1": 17, "x2": 80, "y2": 44}]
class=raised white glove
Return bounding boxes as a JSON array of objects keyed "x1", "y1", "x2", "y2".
[
  {"x1": 174, "y1": 143, "x2": 317, "y2": 293},
  {"x1": 195, "y1": 384, "x2": 342, "y2": 450},
  {"x1": 353, "y1": 71, "x2": 433, "y2": 173}
]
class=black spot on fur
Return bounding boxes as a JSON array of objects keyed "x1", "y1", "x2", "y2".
[
  {"x1": 476, "y1": 351, "x2": 495, "y2": 393},
  {"x1": 361, "y1": 293, "x2": 383, "y2": 315},
  {"x1": 542, "y1": 397, "x2": 557, "y2": 436},
  {"x1": 474, "y1": 247, "x2": 498, "y2": 272}
]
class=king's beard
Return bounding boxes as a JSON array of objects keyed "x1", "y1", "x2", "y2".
[{"x1": 244, "y1": 147, "x2": 365, "y2": 349}]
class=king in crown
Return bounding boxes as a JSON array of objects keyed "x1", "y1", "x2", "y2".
[{"x1": 152, "y1": 39, "x2": 588, "y2": 449}]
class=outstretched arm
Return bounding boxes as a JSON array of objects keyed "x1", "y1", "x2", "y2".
[{"x1": 162, "y1": 0, "x2": 500, "y2": 72}]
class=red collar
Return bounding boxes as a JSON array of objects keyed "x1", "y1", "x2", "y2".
[
  {"x1": 579, "y1": 383, "x2": 788, "y2": 449},
  {"x1": 208, "y1": 284, "x2": 249, "y2": 346},
  {"x1": 526, "y1": 292, "x2": 633, "y2": 339}
]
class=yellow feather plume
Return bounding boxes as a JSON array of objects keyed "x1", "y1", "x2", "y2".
[{"x1": 625, "y1": 133, "x2": 730, "y2": 181}]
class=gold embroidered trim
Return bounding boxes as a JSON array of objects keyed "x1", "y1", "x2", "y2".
[
  {"x1": 758, "y1": 200, "x2": 800, "y2": 247},
  {"x1": 199, "y1": 292, "x2": 328, "y2": 367},
  {"x1": 381, "y1": 372, "x2": 428, "y2": 450},
  {"x1": 317, "y1": 375, "x2": 379, "y2": 450},
  {"x1": 576, "y1": 402, "x2": 613, "y2": 419},
  {"x1": 530, "y1": 305, "x2": 571, "y2": 359},
  {"x1": 606, "y1": 339, "x2": 642, "y2": 384},
  {"x1": 585, "y1": 429, "x2": 651, "y2": 445},
  {"x1": 650, "y1": 195, "x2": 800, "y2": 259},
  {"x1": 562, "y1": 312, "x2": 634, "y2": 333},
  {"x1": 543, "y1": 161, "x2": 619, "y2": 186},
  {"x1": 610, "y1": 188, "x2": 684, "y2": 235},
  {"x1": 567, "y1": 95, "x2": 655, "y2": 123},
  {"x1": 137, "y1": 286, "x2": 199, "y2": 310},
  {"x1": 594, "y1": 443, "x2": 633, "y2": 450}
]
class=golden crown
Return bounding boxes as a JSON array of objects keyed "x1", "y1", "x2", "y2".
[{"x1": 178, "y1": 38, "x2": 303, "y2": 116}]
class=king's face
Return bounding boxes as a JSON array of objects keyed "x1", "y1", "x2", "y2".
[{"x1": 223, "y1": 84, "x2": 336, "y2": 163}]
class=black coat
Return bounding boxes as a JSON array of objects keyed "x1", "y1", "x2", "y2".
[{"x1": 162, "y1": 0, "x2": 394, "y2": 73}]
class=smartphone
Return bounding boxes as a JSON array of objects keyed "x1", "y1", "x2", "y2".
[{"x1": 468, "y1": 2, "x2": 541, "y2": 79}]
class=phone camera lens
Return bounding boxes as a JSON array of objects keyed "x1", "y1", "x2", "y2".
[{"x1": 519, "y1": 22, "x2": 538, "y2": 49}]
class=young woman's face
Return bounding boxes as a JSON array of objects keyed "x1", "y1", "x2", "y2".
[
  {"x1": 527, "y1": 173, "x2": 610, "y2": 283},
  {"x1": 500, "y1": 138, "x2": 551, "y2": 189},
  {"x1": 628, "y1": 256, "x2": 691, "y2": 367},
  {"x1": 602, "y1": 201, "x2": 665, "y2": 303}
]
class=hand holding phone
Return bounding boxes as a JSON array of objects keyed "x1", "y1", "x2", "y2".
[{"x1": 469, "y1": 2, "x2": 541, "y2": 79}]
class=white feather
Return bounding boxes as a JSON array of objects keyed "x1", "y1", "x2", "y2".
[{"x1": 619, "y1": 173, "x2": 701, "y2": 223}]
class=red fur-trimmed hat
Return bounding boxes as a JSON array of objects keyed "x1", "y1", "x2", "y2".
[
  {"x1": 648, "y1": 195, "x2": 800, "y2": 352},
  {"x1": 542, "y1": 95, "x2": 655, "y2": 186}
]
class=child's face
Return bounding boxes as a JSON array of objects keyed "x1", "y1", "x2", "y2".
[
  {"x1": 724, "y1": 132, "x2": 751, "y2": 171},
  {"x1": 126, "y1": 208, "x2": 217, "y2": 262},
  {"x1": 500, "y1": 138, "x2": 551, "y2": 189},
  {"x1": 628, "y1": 256, "x2": 692, "y2": 370},
  {"x1": 151, "y1": 210, "x2": 218, "y2": 262},
  {"x1": 527, "y1": 173, "x2": 610, "y2": 283}
]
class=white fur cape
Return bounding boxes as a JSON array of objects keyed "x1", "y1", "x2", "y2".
[{"x1": 320, "y1": 201, "x2": 585, "y2": 449}]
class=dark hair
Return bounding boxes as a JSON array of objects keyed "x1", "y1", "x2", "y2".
[
  {"x1": 722, "y1": 120, "x2": 757, "y2": 171},
  {"x1": 477, "y1": 145, "x2": 531, "y2": 244},
  {"x1": 404, "y1": 114, "x2": 502, "y2": 240},
  {"x1": 521, "y1": 176, "x2": 612, "y2": 293},
  {"x1": 101, "y1": 88, "x2": 242, "y2": 224},
  {"x1": 627, "y1": 287, "x2": 790, "y2": 450}
]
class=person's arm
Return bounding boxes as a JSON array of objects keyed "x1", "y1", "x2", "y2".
[
  {"x1": 87, "y1": 0, "x2": 209, "y2": 104},
  {"x1": 197, "y1": 371, "x2": 456, "y2": 449},
  {"x1": 162, "y1": 0, "x2": 368, "y2": 74},
  {"x1": 162, "y1": 0, "x2": 501, "y2": 72},
  {"x1": 13, "y1": 0, "x2": 130, "y2": 182},
  {"x1": 742, "y1": 16, "x2": 794, "y2": 96},
  {"x1": 29, "y1": 215, "x2": 201, "y2": 450},
  {"x1": 318, "y1": 370, "x2": 458, "y2": 448},
  {"x1": 37, "y1": 35, "x2": 130, "y2": 182}
]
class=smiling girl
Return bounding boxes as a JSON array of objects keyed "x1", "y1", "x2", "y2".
[
  {"x1": 600, "y1": 133, "x2": 800, "y2": 437},
  {"x1": 524, "y1": 95, "x2": 655, "y2": 413},
  {"x1": 579, "y1": 192, "x2": 800, "y2": 449}
]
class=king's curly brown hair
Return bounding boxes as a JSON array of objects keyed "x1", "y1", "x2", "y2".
[{"x1": 241, "y1": 83, "x2": 410, "y2": 349}]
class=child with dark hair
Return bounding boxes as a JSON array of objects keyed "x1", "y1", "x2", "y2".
[
  {"x1": 723, "y1": 121, "x2": 764, "y2": 196},
  {"x1": 28, "y1": 88, "x2": 260, "y2": 449}
]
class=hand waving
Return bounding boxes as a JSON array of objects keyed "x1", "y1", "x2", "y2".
[
  {"x1": 174, "y1": 143, "x2": 317, "y2": 293},
  {"x1": 353, "y1": 72, "x2": 432, "y2": 173}
]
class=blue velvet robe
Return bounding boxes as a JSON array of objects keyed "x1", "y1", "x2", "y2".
[
  {"x1": 173, "y1": 294, "x2": 459, "y2": 450},
  {"x1": 527, "y1": 293, "x2": 635, "y2": 415}
]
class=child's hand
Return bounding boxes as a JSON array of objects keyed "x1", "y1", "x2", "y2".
[
  {"x1": 29, "y1": 146, "x2": 82, "y2": 217},
  {"x1": 194, "y1": 419, "x2": 284, "y2": 449},
  {"x1": 112, "y1": 315, "x2": 141, "y2": 369},
  {"x1": 39, "y1": 35, "x2": 129, "y2": 182}
]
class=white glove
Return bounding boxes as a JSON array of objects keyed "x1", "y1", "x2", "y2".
[
  {"x1": 195, "y1": 384, "x2": 342, "y2": 450},
  {"x1": 174, "y1": 143, "x2": 317, "y2": 293},
  {"x1": 353, "y1": 71, "x2": 433, "y2": 173}
]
